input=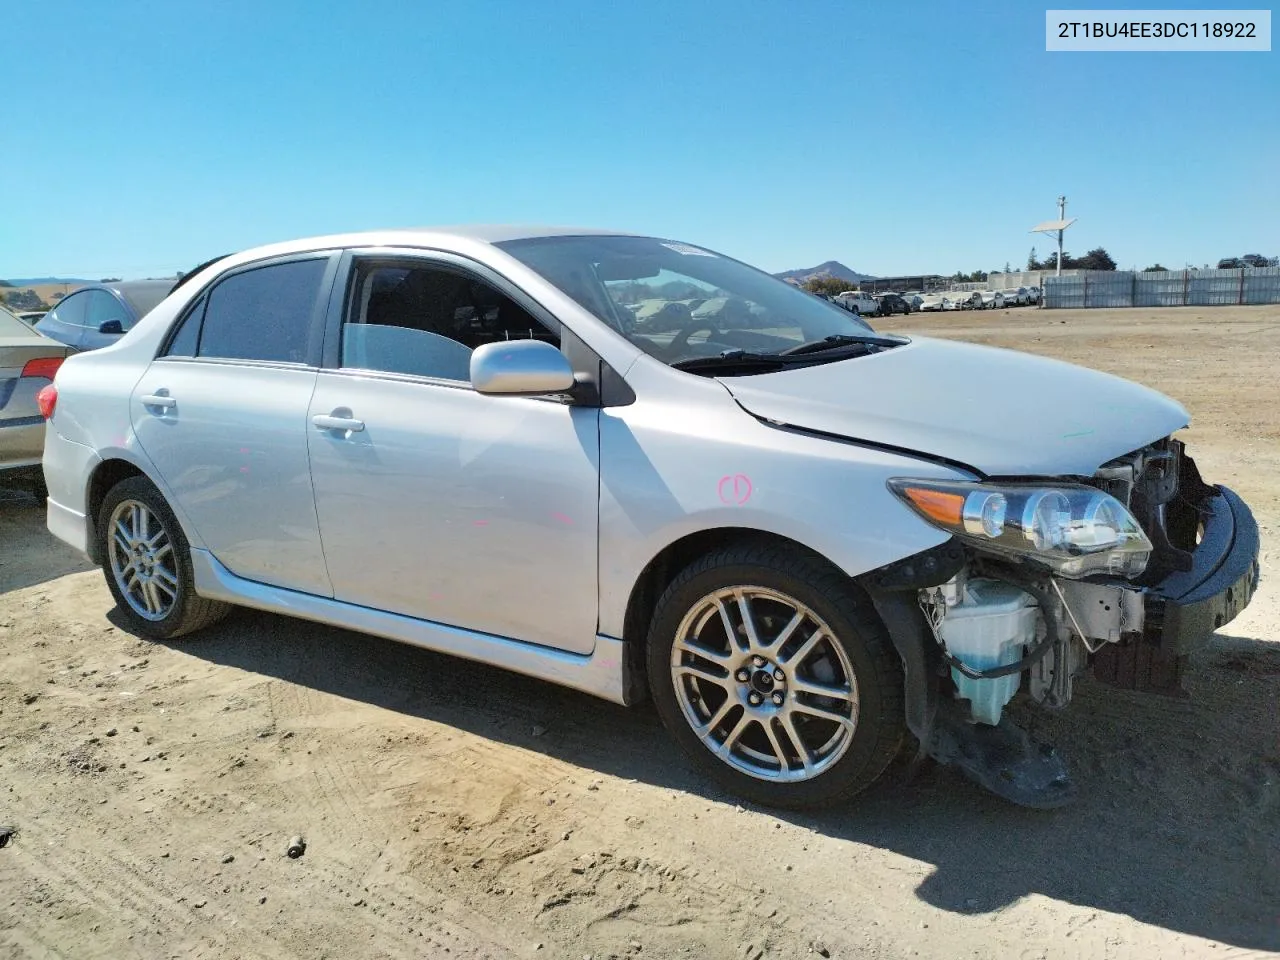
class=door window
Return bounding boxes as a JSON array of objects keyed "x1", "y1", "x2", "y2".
[
  {"x1": 39, "y1": 291, "x2": 89, "y2": 328},
  {"x1": 197, "y1": 258, "x2": 329, "y2": 363},
  {"x1": 339, "y1": 261, "x2": 558, "y2": 381}
]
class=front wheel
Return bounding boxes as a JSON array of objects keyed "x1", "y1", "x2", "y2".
[
  {"x1": 98, "y1": 476, "x2": 230, "y2": 639},
  {"x1": 646, "y1": 542, "x2": 905, "y2": 809}
]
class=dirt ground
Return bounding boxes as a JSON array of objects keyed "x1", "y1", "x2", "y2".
[{"x1": 1, "y1": 305, "x2": 1277, "y2": 960}]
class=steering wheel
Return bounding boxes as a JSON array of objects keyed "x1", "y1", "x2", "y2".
[{"x1": 668, "y1": 320, "x2": 722, "y2": 358}]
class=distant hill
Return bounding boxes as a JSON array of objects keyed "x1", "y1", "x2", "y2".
[
  {"x1": 773, "y1": 261, "x2": 875, "y2": 285},
  {"x1": 5, "y1": 277, "x2": 93, "y2": 286}
]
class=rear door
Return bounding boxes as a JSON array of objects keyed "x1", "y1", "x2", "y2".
[{"x1": 130, "y1": 253, "x2": 339, "y2": 596}]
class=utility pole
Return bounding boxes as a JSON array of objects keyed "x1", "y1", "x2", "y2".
[{"x1": 1056, "y1": 196, "x2": 1067, "y2": 276}]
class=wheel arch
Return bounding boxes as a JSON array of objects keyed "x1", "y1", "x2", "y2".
[{"x1": 619, "y1": 526, "x2": 852, "y2": 701}]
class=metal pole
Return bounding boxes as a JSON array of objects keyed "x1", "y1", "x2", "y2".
[{"x1": 1056, "y1": 195, "x2": 1066, "y2": 277}]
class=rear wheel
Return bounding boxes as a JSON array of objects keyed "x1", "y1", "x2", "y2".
[
  {"x1": 98, "y1": 476, "x2": 230, "y2": 639},
  {"x1": 647, "y1": 542, "x2": 905, "y2": 809}
]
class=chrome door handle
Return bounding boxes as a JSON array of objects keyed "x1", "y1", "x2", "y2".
[
  {"x1": 141, "y1": 394, "x2": 176, "y2": 410},
  {"x1": 312, "y1": 414, "x2": 365, "y2": 432}
]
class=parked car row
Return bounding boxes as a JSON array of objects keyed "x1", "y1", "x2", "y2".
[{"x1": 830, "y1": 290, "x2": 922, "y2": 316}]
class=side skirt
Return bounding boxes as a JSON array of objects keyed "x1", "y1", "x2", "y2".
[{"x1": 189, "y1": 549, "x2": 631, "y2": 706}]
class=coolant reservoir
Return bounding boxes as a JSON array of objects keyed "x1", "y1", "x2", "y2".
[{"x1": 938, "y1": 579, "x2": 1039, "y2": 726}]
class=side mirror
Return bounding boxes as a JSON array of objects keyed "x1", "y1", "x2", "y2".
[
  {"x1": 98, "y1": 319, "x2": 124, "y2": 334},
  {"x1": 470, "y1": 339, "x2": 575, "y2": 397}
]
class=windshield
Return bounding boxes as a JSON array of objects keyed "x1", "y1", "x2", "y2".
[{"x1": 495, "y1": 235, "x2": 879, "y2": 367}]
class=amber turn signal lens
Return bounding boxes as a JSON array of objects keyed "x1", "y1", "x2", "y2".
[{"x1": 899, "y1": 486, "x2": 965, "y2": 526}]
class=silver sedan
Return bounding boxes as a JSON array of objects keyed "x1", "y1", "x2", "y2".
[{"x1": 40, "y1": 227, "x2": 1260, "y2": 810}]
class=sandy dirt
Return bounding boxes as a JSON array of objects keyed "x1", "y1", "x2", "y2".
[{"x1": 1, "y1": 305, "x2": 1277, "y2": 959}]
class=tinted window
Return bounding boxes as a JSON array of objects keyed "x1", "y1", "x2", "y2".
[
  {"x1": 198, "y1": 259, "x2": 327, "y2": 363},
  {"x1": 41, "y1": 291, "x2": 89, "y2": 328},
  {"x1": 163, "y1": 295, "x2": 205, "y2": 357},
  {"x1": 340, "y1": 261, "x2": 556, "y2": 381},
  {"x1": 83, "y1": 290, "x2": 132, "y2": 331}
]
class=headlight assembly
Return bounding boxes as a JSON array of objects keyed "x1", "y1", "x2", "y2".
[{"x1": 888, "y1": 478, "x2": 1151, "y2": 578}]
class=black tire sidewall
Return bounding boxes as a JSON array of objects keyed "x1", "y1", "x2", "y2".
[
  {"x1": 646, "y1": 546, "x2": 904, "y2": 809},
  {"x1": 98, "y1": 476, "x2": 199, "y2": 640}
]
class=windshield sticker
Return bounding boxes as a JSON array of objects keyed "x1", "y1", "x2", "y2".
[{"x1": 661, "y1": 242, "x2": 716, "y2": 257}]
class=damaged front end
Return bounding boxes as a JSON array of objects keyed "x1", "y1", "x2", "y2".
[{"x1": 860, "y1": 440, "x2": 1261, "y2": 809}]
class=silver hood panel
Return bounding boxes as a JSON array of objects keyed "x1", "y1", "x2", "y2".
[{"x1": 720, "y1": 337, "x2": 1189, "y2": 477}]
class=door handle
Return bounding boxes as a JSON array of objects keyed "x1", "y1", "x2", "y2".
[
  {"x1": 141, "y1": 394, "x2": 176, "y2": 410},
  {"x1": 312, "y1": 414, "x2": 365, "y2": 433}
]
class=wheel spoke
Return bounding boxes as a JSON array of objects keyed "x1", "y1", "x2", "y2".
[
  {"x1": 765, "y1": 610, "x2": 804, "y2": 651},
  {"x1": 142, "y1": 580, "x2": 162, "y2": 614},
  {"x1": 675, "y1": 636, "x2": 732, "y2": 668},
  {"x1": 714, "y1": 711, "x2": 752, "y2": 757},
  {"x1": 715, "y1": 598, "x2": 746, "y2": 653},
  {"x1": 113, "y1": 530, "x2": 132, "y2": 556},
  {"x1": 761, "y1": 718, "x2": 790, "y2": 771},
  {"x1": 153, "y1": 568, "x2": 179, "y2": 597},
  {"x1": 780, "y1": 628, "x2": 824, "y2": 667},
  {"x1": 674, "y1": 661, "x2": 731, "y2": 690},
  {"x1": 694, "y1": 697, "x2": 737, "y2": 738},
  {"x1": 151, "y1": 542, "x2": 173, "y2": 563},
  {"x1": 136, "y1": 506, "x2": 150, "y2": 543},
  {"x1": 791, "y1": 700, "x2": 856, "y2": 730},
  {"x1": 792, "y1": 678, "x2": 856, "y2": 704},
  {"x1": 735, "y1": 592, "x2": 762, "y2": 650},
  {"x1": 777, "y1": 711, "x2": 814, "y2": 774}
]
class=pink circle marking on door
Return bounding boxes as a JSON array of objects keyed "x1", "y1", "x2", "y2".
[{"x1": 717, "y1": 474, "x2": 753, "y2": 505}]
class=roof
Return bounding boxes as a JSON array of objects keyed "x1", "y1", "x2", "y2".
[{"x1": 77, "y1": 279, "x2": 177, "y2": 319}]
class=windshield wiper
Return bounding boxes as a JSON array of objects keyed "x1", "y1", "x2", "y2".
[
  {"x1": 779, "y1": 333, "x2": 905, "y2": 356},
  {"x1": 671, "y1": 349, "x2": 793, "y2": 372}
]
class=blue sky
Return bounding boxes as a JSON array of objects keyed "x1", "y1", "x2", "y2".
[{"x1": 2, "y1": 0, "x2": 1276, "y2": 279}]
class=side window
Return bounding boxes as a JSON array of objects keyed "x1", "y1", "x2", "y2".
[
  {"x1": 41, "y1": 291, "x2": 89, "y2": 328},
  {"x1": 83, "y1": 290, "x2": 131, "y2": 332},
  {"x1": 197, "y1": 259, "x2": 328, "y2": 363},
  {"x1": 162, "y1": 295, "x2": 206, "y2": 357},
  {"x1": 340, "y1": 262, "x2": 558, "y2": 382}
]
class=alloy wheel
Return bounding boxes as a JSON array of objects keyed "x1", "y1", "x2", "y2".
[
  {"x1": 107, "y1": 499, "x2": 179, "y2": 621},
  {"x1": 669, "y1": 586, "x2": 859, "y2": 782}
]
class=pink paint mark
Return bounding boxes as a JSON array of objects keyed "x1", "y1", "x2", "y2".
[
  {"x1": 239, "y1": 447, "x2": 250, "y2": 454},
  {"x1": 427, "y1": 592, "x2": 445, "y2": 601},
  {"x1": 717, "y1": 473, "x2": 753, "y2": 506},
  {"x1": 551, "y1": 511, "x2": 573, "y2": 525},
  {"x1": 473, "y1": 520, "x2": 490, "y2": 526},
  {"x1": 239, "y1": 466, "x2": 250, "y2": 474}
]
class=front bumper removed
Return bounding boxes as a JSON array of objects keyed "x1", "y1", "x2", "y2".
[{"x1": 1145, "y1": 485, "x2": 1260, "y2": 654}]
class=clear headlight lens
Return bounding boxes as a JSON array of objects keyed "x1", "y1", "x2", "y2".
[{"x1": 888, "y1": 478, "x2": 1151, "y2": 578}]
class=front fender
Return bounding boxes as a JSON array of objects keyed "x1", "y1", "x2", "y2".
[{"x1": 596, "y1": 390, "x2": 963, "y2": 639}]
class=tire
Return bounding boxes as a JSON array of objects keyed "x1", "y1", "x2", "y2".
[
  {"x1": 97, "y1": 475, "x2": 230, "y2": 640},
  {"x1": 646, "y1": 541, "x2": 905, "y2": 809}
]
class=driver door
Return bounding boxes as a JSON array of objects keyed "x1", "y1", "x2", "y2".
[{"x1": 306, "y1": 252, "x2": 601, "y2": 654}]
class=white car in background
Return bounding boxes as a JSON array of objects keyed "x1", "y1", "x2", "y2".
[
  {"x1": 1002, "y1": 288, "x2": 1027, "y2": 306},
  {"x1": 834, "y1": 290, "x2": 878, "y2": 315},
  {"x1": 917, "y1": 293, "x2": 950, "y2": 312},
  {"x1": 977, "y1": 290, "x2": 1005, "y2": 310},
  {"x1": 1026, "y1": 286, "x2": 1042, "y2": 304},
  {"x1": 950, "y1": 292, "x2": 982, "y2": 311}
]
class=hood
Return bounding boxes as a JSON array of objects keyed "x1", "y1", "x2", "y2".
[{"x1": 720, "y1": 337, "x2": 1189, "y2": 476}]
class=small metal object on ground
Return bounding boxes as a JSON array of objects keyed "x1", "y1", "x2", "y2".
[
  {"x1": 286, "y1": 836, "x2": 306, "y2": 859},
  {"x1": 0, "y1": 826, "x2": 15, "y2": 849}
]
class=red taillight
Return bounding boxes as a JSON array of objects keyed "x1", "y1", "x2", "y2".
[
  {"x1": 21, "y1": 356, "x2": 65, "y2": 381},
  {"x1": 37, "y1": 384, "x2": 58, "y2": 420}
]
